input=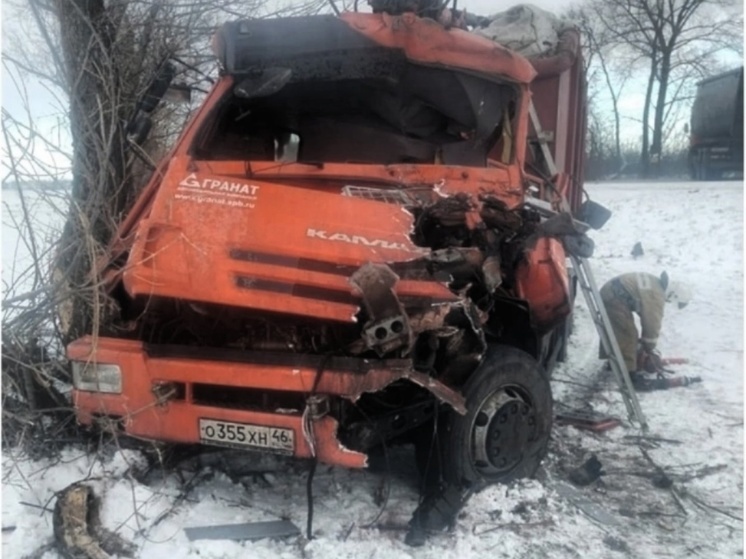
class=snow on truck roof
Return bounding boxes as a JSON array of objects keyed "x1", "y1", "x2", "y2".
[
  {"x1": 474, "y1": 4, "x2": 576, "y2": 58},
  {"x1": 213, "y1": 6, "x2": 581, "y2": 86}
]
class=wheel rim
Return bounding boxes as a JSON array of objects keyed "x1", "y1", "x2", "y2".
[{"x1": 469, "y1": 385, "x2": 538, "y2": 478}]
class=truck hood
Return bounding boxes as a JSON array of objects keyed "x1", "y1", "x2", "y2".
[{"x1": 122, "y1": 168, "x2": 461, "y2": 323}]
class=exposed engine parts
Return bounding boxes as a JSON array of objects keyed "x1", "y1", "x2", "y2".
[
  {"x1": 350, "y1": 263, "x2": 413, "y2": 356},
  {"x1": 340, "y1": 190, "x2": 592, "y2": 384},
  {"x1": 124, "y1": 188, "x2": 592, "y2": 385}
]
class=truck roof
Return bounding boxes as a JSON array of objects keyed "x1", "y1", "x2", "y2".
[
  {"x1": 213, "y1": 13, "x2": 537, "y2": 86},
  {"x1": 690, "y1": 66, "x2": 743, "y2": 140},
  {"x1": 696, "y1": 66, "x2": 743, "y2": 87}
]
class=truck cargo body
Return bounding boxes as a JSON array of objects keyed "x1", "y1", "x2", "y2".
[
  {"x1": 68, "y1": 11, "x2": 587, "y2": 487},
  {"x1": 689, "y1": 67, "x2": 744, "y2": 180}
]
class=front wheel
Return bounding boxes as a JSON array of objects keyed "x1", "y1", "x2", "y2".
[{"x1": 440, "y1": 345, "x2": 553, "y2": 489}]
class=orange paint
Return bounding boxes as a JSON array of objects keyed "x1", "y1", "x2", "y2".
[
  {"x1": 515, "y1": 238, "x2": 571, "y2": 332},
  {"x1": 69, "y1": 11, "x2": 585, "y2": 469}
]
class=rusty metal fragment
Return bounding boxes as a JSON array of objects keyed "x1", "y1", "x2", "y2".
[
  {"x1": 350, "y1": 263, "x2": 413, "y2": 356},
  {"x1": 408, "y1": 304, "x2": 453, "y2": 334},
  {"x1": 429, "y1": 247, "x2": 484, "y2": 282},
  {"x1": 425, "y1": 193, "x2": 473, "y2": 227},
  {"x1": 326, "y1": 361, "x2": 466, "y2": 413},
  {"x1": 479, "y1": 194, "x2": 523, "y2": 232},
  {"x1": 184, "y1": 520, "x2": 301, "y2": 542},
  {"x1": 481, "y1": 254, "x2": 503, "y2": 293},
  {"x1": 404, "y1": 370, "x2": 467, "y2": 414}
]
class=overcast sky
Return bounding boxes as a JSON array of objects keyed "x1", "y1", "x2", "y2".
[
  {"x1": 1, "y1": 0, "x2": 742, "y2": 181},
  {"x1": 461, "y1": 0, "x2": 576, "y2": 15}
]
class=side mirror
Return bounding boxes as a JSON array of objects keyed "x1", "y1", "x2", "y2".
[
  {"x1": 126, "y1": 61, "x2": 180, "y2": 146},
  {"x1": 577, "y1": 199, "x2": 612, "y2": 230},
  {"x1": 234, "y1": 67, "x2": 292, "y2": 100},
  {"x1": 163, "y1": 83, "x2": 192, "y2": 104},
  {"x1": 138, "y1": 62, "x2": 177, "y2": 113},
  {"x1": 127, "y1": 115, "x2": 153, "y2": 145}
]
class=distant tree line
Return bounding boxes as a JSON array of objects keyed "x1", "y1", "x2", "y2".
[{"x1": 566, "y1": 0, "x2": 743, "y2": 180}]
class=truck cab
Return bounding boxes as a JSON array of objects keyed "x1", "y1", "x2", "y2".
[
  {"x1": 68, "y1": 10, "x2": 587, "y2": 503},
  {"x1": 689, "y1": 67, "x2": 744, "y2": 181}
]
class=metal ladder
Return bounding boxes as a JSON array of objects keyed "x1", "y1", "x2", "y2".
[
  {"x1": 570, "y1": 256, "x2": 648, "y2": 430},
  {"x1": 528, "y1": 104, "x2": 648, "y2": 431}
]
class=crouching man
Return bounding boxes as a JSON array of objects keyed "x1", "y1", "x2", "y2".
[{"x1": 599, "y1": 271, "x2": 692, "y2": 385}]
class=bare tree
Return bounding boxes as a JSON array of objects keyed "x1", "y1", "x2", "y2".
[
  {"x1": 4, "y1": 0, "x2": 332, "y2": 344},
  {"x1": 1, "y1": 0, "x2": 329, "y2": 450},
  {"x1": 589, "y1": 0, "x2": 742, "y2": 177},
  {"x1": 567, "y1": 6, "x2": 639, "y2": 175}
]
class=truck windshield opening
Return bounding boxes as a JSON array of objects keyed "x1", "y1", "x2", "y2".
[{"x1": 193, "y1": 65, "x2": 518, "y2": 166}]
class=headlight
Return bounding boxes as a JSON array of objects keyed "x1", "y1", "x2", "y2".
[{"x1": 72, "y1": 362, "x2": 122, "y2": 394}]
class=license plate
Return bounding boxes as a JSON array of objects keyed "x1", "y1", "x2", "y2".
[{"x1": 199, "y1": 419, "x2": 294, "y2": 453}]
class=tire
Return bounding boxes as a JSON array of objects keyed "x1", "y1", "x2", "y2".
[
  {"x1": 439, "y1": 345, "x2": 553, "y2": 489},
  {"x1": 694, "y1": 161, "x2": 719, "y2": 181},
  {"x1": 690, "y1": 150, "x2": 711, "y2": 181}
]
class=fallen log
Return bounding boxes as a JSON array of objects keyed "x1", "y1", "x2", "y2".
[{"x1": 53, "y1": 483, "x2": 135, "y2": 559}]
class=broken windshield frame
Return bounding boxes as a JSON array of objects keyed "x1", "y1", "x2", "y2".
[
  {"x1": 190, "y1": 61, "x2": 520, "y2": 168},
  {"x1": 234, "y1": 67, "x2": 293, "y2": 100}
]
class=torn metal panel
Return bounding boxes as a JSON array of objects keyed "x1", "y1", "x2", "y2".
[
  {"x1": 426, "y1": 302, "x2": 487, "y2": 385},
  {"x1": 552, "y1": 481, "x2": 621, "y2": 527},
  {"x1": 522, "y1": 200, "x2": 596, "y2": 257},
  {"x1": 411, "y1": 191, "x2": 577, "y2": 343},
  {"x1": 336, "y1": 364, "x2": 467, "y2": 414},
  {"x1": 405, "y1": 370, "x2": 466, "y2": 414},
  {"x1": 536, "y1": 211, "x2": 586, "y2": 237},
  {"x1": 555, "y1": 410, "x2": 621, "y2": 432},
  {"x1": 481, "y1": 254, "x2": 503, "y2": 293},
  {"x1": 184, "y1": 520, "x2": 301, "y2": 542},
  {"x1": 423, "y1": 192, "x2": 472, "y2": 226},
  {"x1": 407, "y1": 303, "x2": 453, "y2": 334},
  {"x1": 429, "y1": 247, "x2": 485, "y2": 282}
]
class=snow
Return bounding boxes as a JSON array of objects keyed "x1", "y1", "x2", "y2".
[
  {"x1": 2, "y1": 180, "x2": 743, "y2": 558},
  {"x1": 473, "y1": 4, "x2": 574, "y2": 57},
  {"x1": 2, "y1": 187, "x2": 68, "y2": 304}
]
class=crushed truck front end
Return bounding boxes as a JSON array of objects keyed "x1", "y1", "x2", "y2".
[
  {"x1": 69, "y1": 336, "x2": 468, "y2": 466},
  {"x1": 69, "y1": 12, "x2": 578, "y2": 473}
]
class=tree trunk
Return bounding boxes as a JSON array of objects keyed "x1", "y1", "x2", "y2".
[
  {"x1": 53, "y1": 0, "x2": 132, "y2": 343},
  {"x1": 640, "y1": 52, "x2": 658, "y2": 179},
  {"x1": 594, "y1": 45, "x2": 624, "y2": 173},
  {"x1": 650, "y1": 50, "x2": 672, "y2": 179},
  {"x1": 613, "y1": 98, "x2": 621, "y2": 170}
]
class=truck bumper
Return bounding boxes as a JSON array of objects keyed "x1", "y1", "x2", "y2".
[{"x1": 68, "y1": 336, "x2": 465, "y2": 468}]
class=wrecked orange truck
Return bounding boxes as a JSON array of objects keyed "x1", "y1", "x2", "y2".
[{"x1": 68, "y1": 6, "x2": 591, "y2": 501}]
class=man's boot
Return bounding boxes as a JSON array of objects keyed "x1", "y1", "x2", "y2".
[{"x1": 405, "y1": 482, "x2": 470, "y2": 546}]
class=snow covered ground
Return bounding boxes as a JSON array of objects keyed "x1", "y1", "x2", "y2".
[
  {"x1": 2, "y1": 181, "x2": 743, "y2": 558},
  {"x1": 2, "y1": 187, "x2": 68, "y2": 300}
]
